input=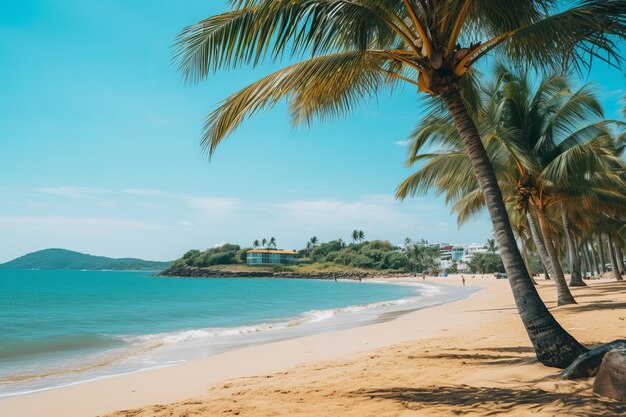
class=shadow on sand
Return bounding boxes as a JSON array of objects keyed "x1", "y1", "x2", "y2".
[{"x1": 357, "y1": 385, "x2": 626, "y2": 417}]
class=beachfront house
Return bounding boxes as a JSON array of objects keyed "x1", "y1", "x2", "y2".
[
  {"x1": 246, "y1": 249, "x2": 298, "y2": 266},
  {"x1": 437, "y1": 243, "x2": 492, "y2": 272}
]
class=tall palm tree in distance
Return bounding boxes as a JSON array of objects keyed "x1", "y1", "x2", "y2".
[
  {"x1": 261, "y1": 238, "x2": 267, "y2": 249},
  {"x1": 352, "y1": 230, "x2": 359, "y2": 244},
  {"x1": 253, "y1": 239, "x2": 260, "y2": 249},
  {"x1": 486, "y1": 239, "x2": 497, "y2": 254},
  {"x1": 175, "y1": 0, "x2": 625, "y2": 368},
  {"x1": 358, "y1": 230, "x2": 365, "y2": 242},
  {"x1": 269, "y1": 237, "x2": 277, "y2": 249}
]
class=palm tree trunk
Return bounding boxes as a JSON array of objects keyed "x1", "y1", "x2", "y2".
[
  {"x1": 520, "y1": 237, "x2": 538, "y2": 285},
  {"x1": 561, "y1": 210, "x2": 585, "y2": 287},
  {"x1": 526, "y1": 211, "x2": 553, "y2": 281},
  {"x1": 597, "y1": 235, "x2": 607, "y2": 274},
  {"x1": 613, "y1": 242, "x2": 626, "y2": 275},
  {"x1": 583, "y1": 243, "x2": 594, "y2": 277},
  {"x1": 443, "y1": 91, "x2": 586, "y2": 368},
  {"x1": 574, "y1": 240, "x2": 584, "y2": 279},
  {"x1": 535, "y1": 208, "x2": 577, "y2": 305},
  {"x1": 582, "y1": 243, "x2": 591, "y2": 278},
  {"x1": 606, "y1": 234, "x2": 623, "y2": 281},
  {"x1": 589, "y1": 243, "x2": 599, "y2": 277}
]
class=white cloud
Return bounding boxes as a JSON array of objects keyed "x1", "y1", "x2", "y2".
[
  {"x1": 181, "y1": 196, "x2": 241, "y2": 215},
  {"x1": 178, "y1": 220, "x2": 193, "y2": 227},
  {"x1": 437, "y1": 221, "x2": 449, "y2": 227},
  {"x1": 0, "y1": 216, "x2": 162, "y2": 234},
  {"x1": 34, "y1": 186, "x2": 105, "y2": 198},
  {"x1": 124, "y1": 189, "x2": 165, "y2": 196}
]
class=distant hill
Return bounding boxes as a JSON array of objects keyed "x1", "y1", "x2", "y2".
[{"x1": 0, "y1": 248, "x2": 171, "y2": 271}]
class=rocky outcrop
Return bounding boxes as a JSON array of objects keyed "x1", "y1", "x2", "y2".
[
  {"x1": 593, "y1": 346, "x2": 626, "y2": 401},
  {"x1": 159, "y1": 265, "x2": 403, "y2": 280},
  {"x1": 560, "y1": 339, "x2": 626, "y2": 379}
]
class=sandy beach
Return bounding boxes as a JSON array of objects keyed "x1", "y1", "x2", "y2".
[{"x1": 2, "y1": 276, "x2": 625, "y2": 417}]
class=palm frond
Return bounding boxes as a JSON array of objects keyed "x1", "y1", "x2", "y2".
[{"x1": 202, "y1": 51, "x2": 395, "y2": 155}]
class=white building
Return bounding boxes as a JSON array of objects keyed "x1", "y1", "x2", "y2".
[{"x1": 437, "y1": 243, "x2": 492, "y2": 272}]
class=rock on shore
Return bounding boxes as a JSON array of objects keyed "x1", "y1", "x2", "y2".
[{"x1": 159, "y1": 265, "x2": 403, "y2": 280}]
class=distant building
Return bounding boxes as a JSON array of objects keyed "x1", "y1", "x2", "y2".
[
  {"x1": 437, "y1": 243, "x2": 492, "y2": 272},
  {"x1": 246, "y1": 249, "x2": 298, "y2": 265}
]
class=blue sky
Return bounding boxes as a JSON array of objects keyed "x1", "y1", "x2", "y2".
[{"x1": 0, "y1": 1, "x2": 624, "y2": 262}]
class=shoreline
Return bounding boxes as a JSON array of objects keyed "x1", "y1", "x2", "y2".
[
  {"x1": 0, "y1": 277, "x2": 462, "y2": 400},
  {"x1": 3, "y1": 276, "x2": 624, "y2": 417},
  {"x1": 158, "y1": 265, "x2": 411, "y2": 279},
  {"x1": 0, "y1": 276, "x2": 477, "y2": 417}
]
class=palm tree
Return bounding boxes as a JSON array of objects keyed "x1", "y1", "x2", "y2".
[
  {"x1": 398, "y1": 68, "x2": 625, "y2": 363},
  {"x1": 175, "y1": 1, "x2": 625, "y2": 368},
  {"x1": 261, "y1": 238, "x2": 267, "y2": 249},
  {"x1": 269, "y1": 237, "x2": 277, "y2": 249},
  {"x1": 358, "y1": 230, "x2": 365, "y2": 242},
  {"x1": 486, "y1": 238, "x2": 497, "y2": 254},
  {"x1": 310, "y1": 236, "x2": 319, "y2": 246},
  {"x1": 352, "y1": 230, "x2": 359, "y2": 244},
  {"x1": 253, "y1": 239, "x2": 260, "y2": 249},
  {"x1": 400, "y1": 67, "x2": 624, "y2": 303}
]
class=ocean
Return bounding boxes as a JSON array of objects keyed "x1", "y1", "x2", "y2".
[{"x1": 0, "y1": 269, "x2": 469, "y2": 397}]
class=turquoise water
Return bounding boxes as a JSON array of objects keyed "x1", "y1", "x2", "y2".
[{"x1": 0, "y1": 270, "x2": 445, "y2": 396}]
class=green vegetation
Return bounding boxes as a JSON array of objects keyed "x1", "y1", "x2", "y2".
[
  {"x1": 468, "y1": 253, "x2": 505, "y2": 275},
  {"x1": 308, "y1": 240, "x2": 407, "y2": 271},
  {"x1": 0, "y1": 248, "x2": 171, "y2": 271},
  {"x1": 169, "y1": 244, "x2": 250, "y2": 269},
  {"x1": 167, "y1": 238, "x2": 452, "y2": 275}
]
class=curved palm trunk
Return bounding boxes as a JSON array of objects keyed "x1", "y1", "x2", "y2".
[
  {"x1": 443, "y1": 91, "x2": 586, "y2": 368},
  {"x1": 597, "y1": 235, "x2": 607, "y2": 274},
  {"x1": 607, "y1": 234, "x2": 623, "y2": 281},
  {"x1": 535, "y1": 209, "x2": 577, "y2": 305},
  {"x1": 526, "y1": 211, "x2": 554, "y2": 281},
  {"x1": 561, "y1": 210, "x2": 585, "y2": 287}
]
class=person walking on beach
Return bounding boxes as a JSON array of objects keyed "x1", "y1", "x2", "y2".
[{"x1": 462, "y1": 275, "x2": 465, "y2": 286}]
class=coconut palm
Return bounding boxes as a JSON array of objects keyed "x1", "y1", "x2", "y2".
[
  {"x1": 358, "y1": 230, "x2": 365, "y2": 242},
  {"x1": 398, "y1": 68, "x2": 625, "y2": 362},
  {"x1": 486, "y1": 238, "x2": 497, "y2": 254},
  {"x1": 269, "y1": 237, "x2": 277, "y2": 249},
  {"x1": 261, "y1": 238, "x2": 268, "y2": 249},
  {"x1": 352, "y1": 230, "x2": 359, "y2": 243},
  {"x1": 253, "y1": 239, "x2": 260, "y2": 249},
  {"x1": 310, "y1": 236, "x2": 319, "y2": 246},
  {"x1": 175, "y1": 1, "x2": 626, "y2": 368}
]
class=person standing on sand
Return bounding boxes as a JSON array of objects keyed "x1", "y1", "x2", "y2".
[{"x1": 462, "y1": 275, "x2": 465, "y2": 286}]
